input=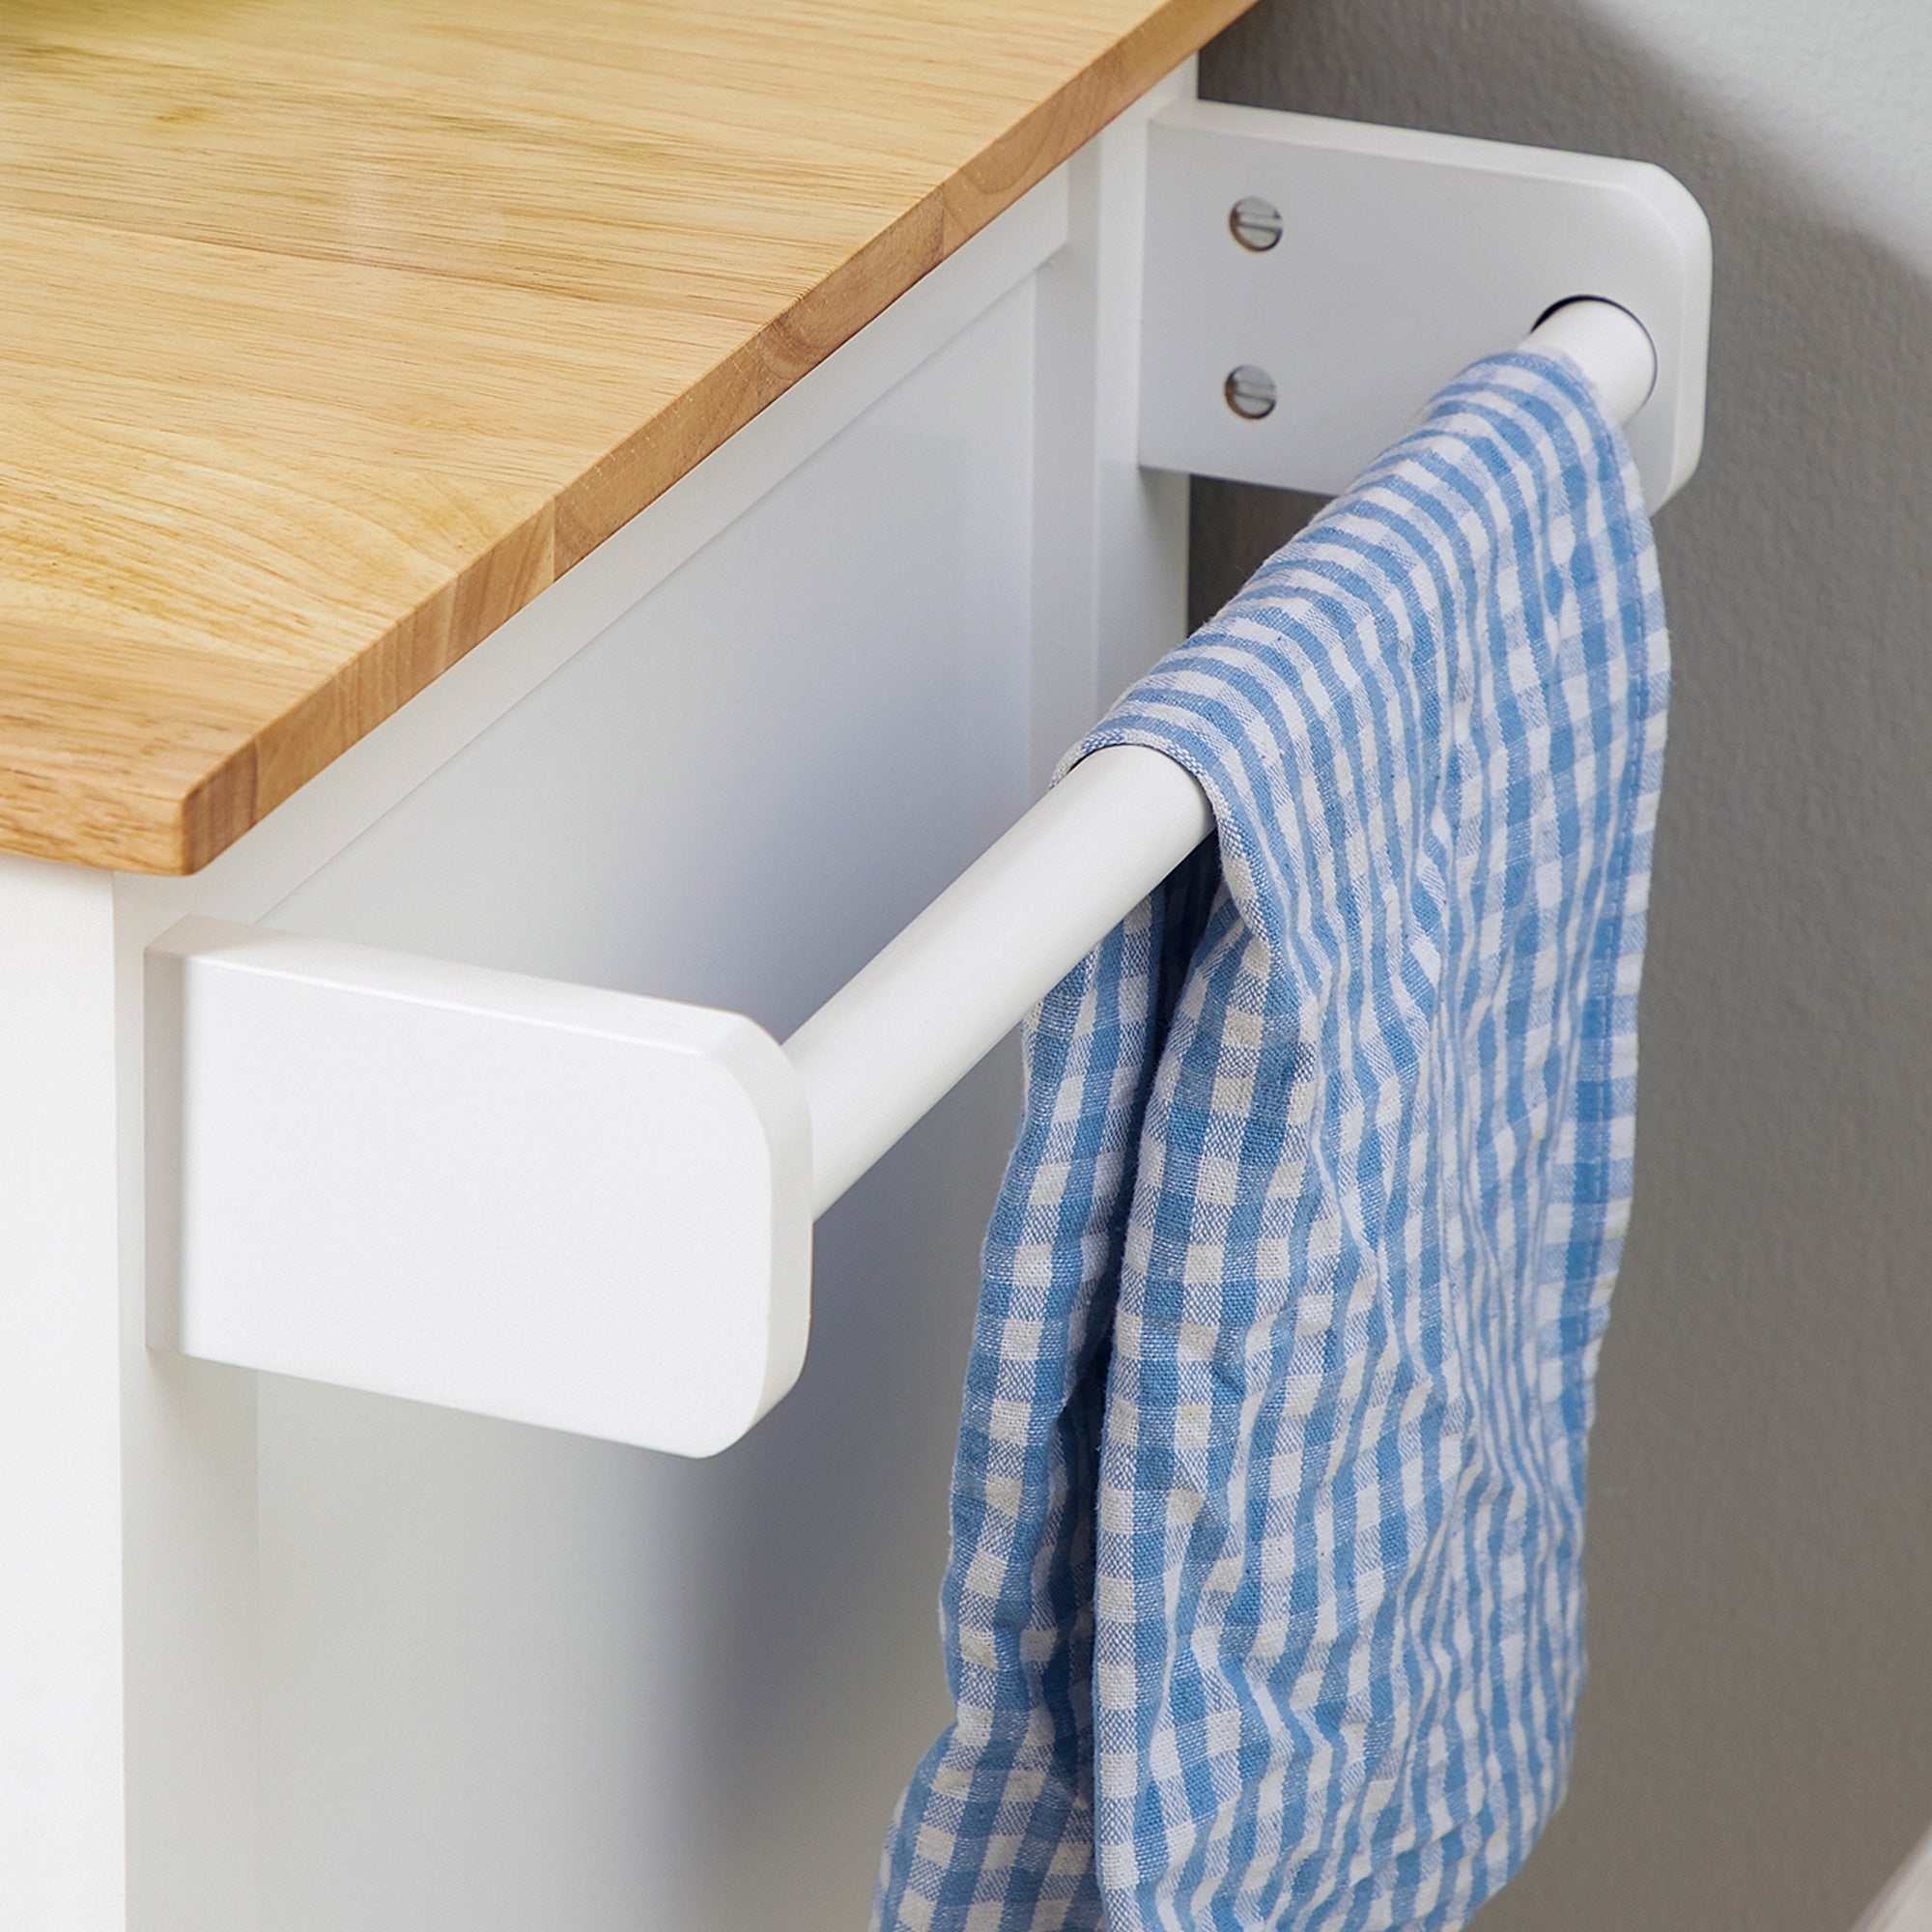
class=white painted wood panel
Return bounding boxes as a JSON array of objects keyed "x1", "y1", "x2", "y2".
[
  {"x1": 0, "y1": 862, "x2": 142, "y2": 1928},
  {"x1": 244, "y1": 277, "x2": 1041, "y2": 1932}
]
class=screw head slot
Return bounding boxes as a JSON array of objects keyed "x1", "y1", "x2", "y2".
[
  {"x1": 1224, "y1": 365, "x2": 1278, "y2": 420},
  {"x1": 1229, "y1": 195, "x2": 1283, "y2": 252}
]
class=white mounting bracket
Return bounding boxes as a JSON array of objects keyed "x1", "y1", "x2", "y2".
[
  {"x1": 1138, "y1": 102, "x2": 1712, "y2": 507},
  {"x1": 146, "y1": 923, "x2": 812, "y2": 1457},
  {"x1": 145, "y1": 108, "x2": 1713, "y2": 1460}
]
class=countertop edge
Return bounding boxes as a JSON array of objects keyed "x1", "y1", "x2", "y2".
[{"x1": 33, "y1": 0, "x2": 1248, "y2": 876}]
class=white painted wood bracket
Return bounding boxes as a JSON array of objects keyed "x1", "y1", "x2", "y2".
[
  {"x1": 146, "y1": 922, "x2": 811, "y2": 1456},
  {"x1": 1138, "y1": 101, "x2": 1712, "y2": 506},
  {"x1": 145, "y1": 107, "x2": 1713, "y2": 1459}
]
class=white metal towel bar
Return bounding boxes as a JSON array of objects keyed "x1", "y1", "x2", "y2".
[
  {"x1": 785, "y1": 298, "x2": 1655, "y2": 1213},
  {"x1": 148, "y1": 111, "x2": 1706, "y2": 1459}
]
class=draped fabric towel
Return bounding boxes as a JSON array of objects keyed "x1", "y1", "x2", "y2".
[{"x1": 873, "y1": 351, "x2": 1670, "y2": 1932}]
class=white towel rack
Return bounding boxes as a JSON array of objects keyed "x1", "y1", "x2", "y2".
[{"x1": 146, "y1": 117, "x2": 1706, "y2": 1459}]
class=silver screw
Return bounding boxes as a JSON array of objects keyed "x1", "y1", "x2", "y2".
[
  {"x1": 1229, "y1": 195, "x2": 1283, "y2": 252},
  {"x1": 1224, "y1": 365, "x2": 1278, "y2": 420}
]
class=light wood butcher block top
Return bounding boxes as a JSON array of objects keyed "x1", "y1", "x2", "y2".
[{"x1": 1, "y1": 0, "x2": 1249, "y2": 873}]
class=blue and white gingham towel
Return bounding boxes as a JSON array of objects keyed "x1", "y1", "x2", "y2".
[{"x1": 874, "y1": 350, "x2": 1668, "y2": 1931}]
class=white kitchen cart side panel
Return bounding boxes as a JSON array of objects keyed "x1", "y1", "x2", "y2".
[
  {"x1": 57, "y1": 68, "x2": 1194, "y2": 1932},
  {"x1": 251, "y1": 266, "x2": 1042, "y2": 1932}
]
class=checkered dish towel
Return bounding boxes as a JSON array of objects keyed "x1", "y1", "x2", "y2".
[{"x1": 873, "y1": 351, "x2": 1669, "y2": 1932}]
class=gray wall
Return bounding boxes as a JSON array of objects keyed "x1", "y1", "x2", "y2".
[{"x1": 1188, "y1": 4, "x2": 1932, "y2": 1928}]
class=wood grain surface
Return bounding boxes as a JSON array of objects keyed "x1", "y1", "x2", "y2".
[{"x1": 0, "y1": 0, "x2": 1249, "y2": 872}]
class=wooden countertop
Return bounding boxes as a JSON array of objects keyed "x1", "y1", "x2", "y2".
[{"x1": 1, "y1": 0, "x2": 1248, "y2": 874}]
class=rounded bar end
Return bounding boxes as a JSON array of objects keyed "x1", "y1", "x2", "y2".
[{"x1": 1523, "y1": 298, "x2": 1659, "y2": 426}]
